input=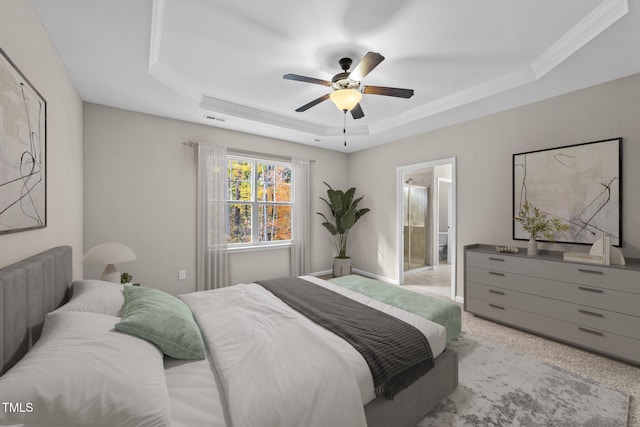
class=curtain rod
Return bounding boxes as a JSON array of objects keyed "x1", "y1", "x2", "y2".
[{"x1": 183, "y1": 141, "x2": 315, "y2": 163}]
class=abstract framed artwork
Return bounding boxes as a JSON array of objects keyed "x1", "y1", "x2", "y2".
[
  {"x1": 513, "y1": 138, "x2": 622, "y2": 246},
  {"x1": 0, "y1": 48, "x2": 46, "y2": 235}
]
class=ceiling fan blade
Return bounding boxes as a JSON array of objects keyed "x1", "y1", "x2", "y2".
[
  {"x1": 295, "y1": 93, "x2": 331, "y2": 112},
  {"x1": 283, "y1": 73, "x2": 331, "y2": 86},
  {"x1": 349, "y1": 52, "x2": 385, "y2": 81},
  {"x1": 350, "y1": 103, "x2": 364, "y2": 119},
  {"x1": 363, "y1": 85, "x2": 414, "y2": 98}
]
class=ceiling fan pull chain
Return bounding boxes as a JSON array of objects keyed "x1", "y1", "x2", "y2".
[{"x1": 343, "y1": 110, "x2": 347, "y2": 146}]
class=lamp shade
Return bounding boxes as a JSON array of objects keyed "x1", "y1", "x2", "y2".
[
  {"x1": 330, "y1": 89, "x2": 362, "y2": 111},
  {"x1": 82, "y1": 242, "x2": 136, "y2": 265},
  {"x1": 82, "y1": 243, "x2": 136, "y2": 283}
]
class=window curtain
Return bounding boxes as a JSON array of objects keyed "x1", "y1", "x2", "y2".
[
  {"x1": 290, "y1": 159, "x2": 310, "y2": 276},
  {"x1": 196, "y1": 144, "x2": 228, "y2": 290}
]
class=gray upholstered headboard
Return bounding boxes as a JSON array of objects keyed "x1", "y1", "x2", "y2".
[{"x1": 0, "y1": 246, "x2": 72, "y2": 375}]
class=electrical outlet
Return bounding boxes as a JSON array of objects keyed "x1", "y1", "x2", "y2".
[{"x1": 178, "y1": 270, "x2": 186, "y2": 280}]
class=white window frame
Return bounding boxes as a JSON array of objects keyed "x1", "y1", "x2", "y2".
[{"x1": 226, "y1": 154, "x2": 293, "y2": 250}]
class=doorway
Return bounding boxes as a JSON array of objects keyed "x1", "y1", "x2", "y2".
[
  {"x1": 436, "y1": 177, "x2": 452, "y2": 267},
  {"x1": 397, "y1": 158, "x2": 457, "y2": 300},
  {"x1": 403, "y1": 178, "x2": 431, "y2": 271}
]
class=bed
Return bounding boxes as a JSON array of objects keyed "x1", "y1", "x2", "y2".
[{"x1": 0, "y1": 246, "x2": 459, "y2": 427}]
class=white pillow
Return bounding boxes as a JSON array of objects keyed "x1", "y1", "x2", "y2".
[
  {"x1": 0, "y1": 311, "x2": 171, "y2": 427},
  {"x1": 54, "y1": 279, "x2": 125, "y2": 316}
]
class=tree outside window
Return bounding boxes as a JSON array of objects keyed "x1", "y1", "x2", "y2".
[{"x1": 226, "y1": 156, "x2": 292, "y2": 246}]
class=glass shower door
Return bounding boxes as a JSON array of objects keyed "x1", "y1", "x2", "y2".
[{"x1": 403, "y1": 185, "x2": 429, "y2": 271}]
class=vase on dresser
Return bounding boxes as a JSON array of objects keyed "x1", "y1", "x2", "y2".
[{"x1": 527, "y1": 237, "x2": 538, "y2": 256}]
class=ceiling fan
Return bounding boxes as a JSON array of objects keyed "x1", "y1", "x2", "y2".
[{"x1": 283, "y1": 52, "x2": 414, "y2": 119}]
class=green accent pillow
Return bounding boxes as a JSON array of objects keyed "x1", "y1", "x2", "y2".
[{"x1": 115, "y1": 286, "x2": 205, "y2": 360}]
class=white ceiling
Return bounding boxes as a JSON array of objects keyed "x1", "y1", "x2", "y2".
[{"x1": 29, "y1": 0, "x2": 640, "y2": 153}]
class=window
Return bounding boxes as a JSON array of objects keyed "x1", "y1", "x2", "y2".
[{"x1": 226, "y1": 155, "x2": 292, "y2": 247}]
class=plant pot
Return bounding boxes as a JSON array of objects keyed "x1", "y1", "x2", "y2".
[
  {"x1": 333, "y1": 257, "x2": 352, "y2": 277},
  {"x1": 527, "y1": 238, "x2": 538, "y2": 256}
]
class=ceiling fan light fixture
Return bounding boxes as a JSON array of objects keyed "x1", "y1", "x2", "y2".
[{"x1": 330, "y1": 89, "x2": 362, "y2": 112}]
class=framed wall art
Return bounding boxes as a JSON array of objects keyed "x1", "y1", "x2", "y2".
[
  {"x1": 513, "y1": 138, "x2": 622, "y2": 246},
  {"x1": 0, "y1": 48, "x2": 47, "y2": 235}
]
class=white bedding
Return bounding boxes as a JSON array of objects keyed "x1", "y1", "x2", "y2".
[
  {"x1": 170, "y1": 276, "x2": 447, "y2": 427},
  {"x1": 164, "y1": 356, "x2": 228, "y2": 427},
  {"x1": 181, "y1": 283, "x2": 368, "y2": 427},
  {"x1": 0, "y1": 311, "x2": 172, "y2": 427}
]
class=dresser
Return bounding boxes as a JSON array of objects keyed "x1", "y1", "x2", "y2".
[{"x1": 464, "y1": 244, "x2": 640, "y2": 365}]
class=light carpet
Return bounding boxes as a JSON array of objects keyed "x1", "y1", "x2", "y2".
[{"x1": 420, "y1": 333, "x2": 630, "y2": 426}]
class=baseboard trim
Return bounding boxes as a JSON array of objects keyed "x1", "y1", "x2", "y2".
[
  {"x1": 352, "y1": 268, "x2": 399, "y2": 285},
  {"x1": 308, "y1": 269, "x2": 332, "y2": 277}
]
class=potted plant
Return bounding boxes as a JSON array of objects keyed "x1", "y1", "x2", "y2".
[
  {"x1": 317, "y1": 182, "x2": 370, "y2": 276},
  {"x1": 121, "y1": 272, "x2": 133, "y2": 285},
  {"x1": 514, "y1": 199, "x2": 568, "y2": 255}
]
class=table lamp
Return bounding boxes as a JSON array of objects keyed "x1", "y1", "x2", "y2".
[{"x1": 82, "y1": 242, "x2": 136, "y2": 283}]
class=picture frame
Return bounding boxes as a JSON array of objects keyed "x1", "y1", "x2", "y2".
[
  {"x1": 513, "y1": 138, "x2": 622, "y2": 246},
  {"x1": 0, "y1": 48, "x2": 47, "y2": 235}
]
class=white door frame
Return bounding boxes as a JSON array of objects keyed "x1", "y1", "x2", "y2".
[
  {"x1": 436, "y1": 177, "x2": 452, "y2": 266},
  {"x1": 396, "y1": 157, "x2": 457, "y2": 300}
]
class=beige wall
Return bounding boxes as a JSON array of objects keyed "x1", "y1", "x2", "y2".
[
  {"x1": 6, "y1": 0, "x2": 636, "y2": 298},
  {"x1": 0, "y1": 0, "x2": 83, "y2": 277},
  {"x1": 83, "y1": 103, "x2": 348, "y2": 295},
  {"x1": 348, "y1": 73, "x2": 640, "y2": 297}
]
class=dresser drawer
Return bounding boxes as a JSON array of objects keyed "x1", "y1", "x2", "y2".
[
  {"x1": 466, "y1": 266, "x2": 640, "y2": 316},
  {"x1": 466, "y1": 250, "x2": 639, "y2": 294},
  {"x1": 466, "y1": 297, "x2": 640, "y2": 364},
  {"x1": 467, "y1": 283, "x2": 640, "y2": 340},
  {"x1": 555, "y1": 262, "x2": 640, "y2": 294},
  {"x1": 466, "y1": 251, "x2": 565, "y2": 283},
  {"x1": 467, "y1": 265, "x2": 560, "y2": 293}
]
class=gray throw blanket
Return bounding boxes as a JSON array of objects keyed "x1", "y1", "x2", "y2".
[{"x1": 256, "y1": 277, "x2": 434, "y2": 399}]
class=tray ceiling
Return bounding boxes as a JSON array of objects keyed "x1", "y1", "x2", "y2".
[{"x1": 29, "y1": 0, "x2": 639, "y2": 152}]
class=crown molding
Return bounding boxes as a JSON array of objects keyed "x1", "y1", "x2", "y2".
[
  {"x1": 200, "y1": 95, "x2": 321, "y2": 134},
  {"x1": 149, "y1": 61, "x2": 202, "y2": 103},
  {"x1": 370, "y1": 67, "x2": 535, "y2": 135},
  {"x1": 148, "y1": 0, "x2": 625, "y2": 142},
  {"x1": 530, "y1": 0, "x2": 628, "y2": 79},
  {"x1": 149, "y1": 0, "x2": 164, "y2": 68},
  {"x1": 370, "y1": 0, "x2": 630, "y2": 137},
  {"x1": 148, "y1": 0, "x2": 202, "y2": 102},
  {"x1": 200, "y1": 96, "x2": 370, "y2": 137}
]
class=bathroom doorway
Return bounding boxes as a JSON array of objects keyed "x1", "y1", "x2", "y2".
[
  {"x1": 437, "y1": 177, "x2": 452, "y2": 267},
  {"x1": 397, "y1": 158, "x2": 457, "y2": 300},
  {"x1": 403, "y1": 177, "x2": 431, "y2": 271}
]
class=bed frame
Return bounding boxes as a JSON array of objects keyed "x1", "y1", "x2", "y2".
[
  {"x1": 365, "y1": 347, "x2": 458, "y2": 427},
  {"x1": 0, "y1": 246, "x2": 457, "y2": 426},
  {"x1": 0, "y1": 246, "x2": 72, "y2": 375}
]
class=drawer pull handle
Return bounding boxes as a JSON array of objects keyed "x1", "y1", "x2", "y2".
[
  {"x1": 578, "y1": 268, "x2": 604, "y2": 275},
  {"x1": 489, "y1": 271, "x2": 505, "y2": 277},
  {"x1": 489, "y1": 303, "x2": 505, "y2": 310},
  {"x1": 488, "y1": 257, "x2": 505, "y2": 262},
  {"x1": 489, "y1": 289, "x2": 505, "y2": 295},
  {"x1": 578, "y1": 327, "x2": 604, "y2": 337},
  {"x1": 578, "y1": 286, "x2": 604, "y2": 294},
  {"x1": 578, "y1": 309, "x2": 604, "y2": 318}
]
